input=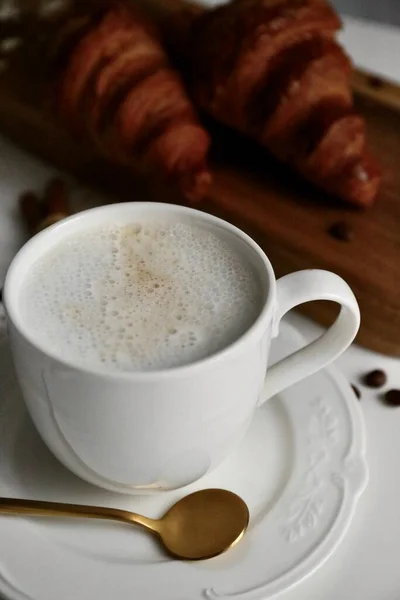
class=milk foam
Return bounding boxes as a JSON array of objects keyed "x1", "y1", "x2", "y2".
[{"x1": 19, "y1": 221, "x2": 263, "y2": 371}]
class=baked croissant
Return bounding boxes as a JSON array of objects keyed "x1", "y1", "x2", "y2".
[
  {"x1": 58, "y1": 4, "x2": 211, "y2": 202},
  {"x1": 166, "y1": 0, "x2": 380, "y2": 207}
]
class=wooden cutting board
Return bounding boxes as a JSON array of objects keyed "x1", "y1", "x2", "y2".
[{"x1": 0, "y1": 1, "x2": 399, "y2": 356}]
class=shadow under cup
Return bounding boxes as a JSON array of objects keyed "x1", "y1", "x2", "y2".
[{"x1": 3, "y1": 202, "x2": 275, "y2": 494}]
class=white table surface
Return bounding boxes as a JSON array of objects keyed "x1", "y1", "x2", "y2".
[{"x1": 0, "y1": 14, "x2": 400, "y2": 600}]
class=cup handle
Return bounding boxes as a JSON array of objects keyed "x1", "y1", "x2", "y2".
[{"x1": 258, "y1": 269, "x2": 360, "y2": 406}]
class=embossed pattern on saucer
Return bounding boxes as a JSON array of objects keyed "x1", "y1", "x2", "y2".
[{"x1": 0, "y1": 321, "x2": 367, "y2": 600}]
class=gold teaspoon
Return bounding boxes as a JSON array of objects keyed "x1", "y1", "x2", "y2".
[{"x1": 0, "y1": 488, "x2": 249, "y2": 560}]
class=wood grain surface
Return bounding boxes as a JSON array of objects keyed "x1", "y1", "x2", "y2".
[{"x1": 0, "y1": 0, "x2": 399, "y2": 355}]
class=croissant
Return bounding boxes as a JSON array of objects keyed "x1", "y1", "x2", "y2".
[
  {"x1": 166, "y1": 0, "x2": 380, "y2": 207},
  {"x1": 58, "y1": 4, "x2": 211, "y2": 202}
]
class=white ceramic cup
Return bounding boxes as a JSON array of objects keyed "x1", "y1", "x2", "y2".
[{"x1": 4, "y1": 202, "x2": 360, "y2": 494}]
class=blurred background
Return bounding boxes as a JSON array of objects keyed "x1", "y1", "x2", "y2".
[
  {"x1": 332, "y1": 0, "x2": 400, "y2": 26},
  {"x1": 1, "y1": 0, "x2": 399, "y2": 26}
]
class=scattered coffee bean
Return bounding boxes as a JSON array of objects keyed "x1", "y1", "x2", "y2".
[
  {"x1": 328, "y1": 221, "x2": 354, "y2": 242},
  {"x1": 363, "y1": 369, "x2": 387, "y2": 388},
  {"x1": 383, "y1": 389, "x2": 400, "y2": 407},
  {"x1": 368, "y1": 75, "x2": 384, "y2": 89},
  {"x1": 351, "y1": 384, "x2": 361, "y2": 400}
]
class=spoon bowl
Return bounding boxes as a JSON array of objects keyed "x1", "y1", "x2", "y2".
[{"x1": 158, "y1": 489, "x2": 249, "y2": 560}]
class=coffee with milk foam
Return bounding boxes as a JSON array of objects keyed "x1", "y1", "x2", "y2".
[{"x1": 19, "y1": 221, "x2": 263, "y2": 371}]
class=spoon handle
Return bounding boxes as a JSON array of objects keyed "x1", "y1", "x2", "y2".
[{"x1": 0, "y1": 497, "x2": 159, "y2": 533}]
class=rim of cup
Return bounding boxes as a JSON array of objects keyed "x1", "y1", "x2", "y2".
[{"x1": 4, "y1": 202, "x2": 276, "y2": 381}]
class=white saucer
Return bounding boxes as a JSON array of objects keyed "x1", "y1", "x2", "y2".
[{"x1": 0, "y1": 321, "x2": 367, "y2": 600}]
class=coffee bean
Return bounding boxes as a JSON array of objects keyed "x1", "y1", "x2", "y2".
[
  {"x1": 351, "y1": 384, "x2": 361, "y2": 400},
  {"x1": 328, "y1": 221, "x2": 354, "y2": 242},
  {"x1": 368, "y1": 75, "x2": 384, "y2": 89},
  {"x1": 383, "y1": 389, "x2": 400, "y2": 407},
  {"x1": 363, "y1": 369, "x2": 387, "y2": 388}
]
